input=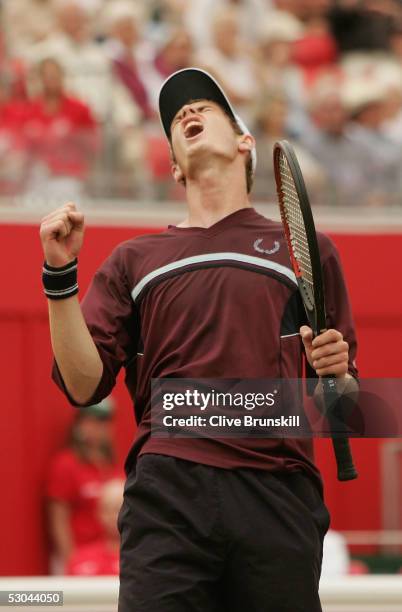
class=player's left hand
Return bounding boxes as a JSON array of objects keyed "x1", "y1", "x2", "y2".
[{"x1": 300, "y1": 326, "x2": 349, "y2": 378}]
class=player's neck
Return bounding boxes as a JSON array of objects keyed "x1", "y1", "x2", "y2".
[{"x1": 180, "y1": 164, "x2": 251, "y2": 228}]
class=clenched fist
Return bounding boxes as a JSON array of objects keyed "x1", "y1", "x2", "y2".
[{"x1": 40, "y1": 202, "x2": 85, "y2": 267}]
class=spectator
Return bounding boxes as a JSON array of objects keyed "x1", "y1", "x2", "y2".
[
  {"x1": 101, "y1": 2, "x2": 156, "y2": 197},
  {"x1": 103, "y1": 1, "x2": 153, "y2": 121},
  {"x1": 328, "y1": 0, "x2": 398, "y2": 55},
  {"x1": 27, "y1": 0, "x2": 113, "y2": 121},
  {"x1": 296, "y1": 0, "x2": 333, "y2": 22},
  {"x1": 146, "y1": 0, "x2": 190, "y2": 32},
  {"x1": 66, "y1": 478, "x2": 124, "y2": 576},
  {"x1": 46, "y1": 398, "x2": 120, "y2": 572},
  {"x1": 153, "y1": 27, "x2": 193, "y2": 81},
  {"x1": 0, "y1": 69, "x2": 31, "y2": 195},
  {"x1": 381, "y1": 22, "x2": 402, "y2": 144},
  {"x1": 140, "y1": 26, "x2": 195, "y2": 200},
  {"x1": 300, "y1": 78, "x2": 377, "y2": 206},
  {"x1": 381, "y1": 67, "x2": 402, "y2": 145},
  {"x1": 273, "y1": 0, "x2": 307, "y2": 20},
  {"x1": 196, "y1": 7, "x2": 259, "y2": 124},
  {"x1": 2, "y1": 0, "x2": 57, "y2": 59},
  {"x1": 23, "y1": 58, "x2": 99, "y2": 204},
  {"x1": 253, "y1": 88, "x2": 325, "y2": 203},
  {"x1": 291, "y1": 0, "x2": 339, "y2": 85},
  {"x1": 255, "y1": 11, "x2": 307, "y2": 135},
  {"x1": 344, "y1": 76, "x2": 402, "y2": 205},
  {"x1": 2, "y1": 0, "x2": 399, "y2": 208},
  {"x1": 184, "y1": 0, "x2": 268, "y2": 50},
  {"x1": 390, "y1": 18, "x2": 402, "y2": 60},
  {"x1": 143, "y1": 26, "x2": 194, "y2": 111}
]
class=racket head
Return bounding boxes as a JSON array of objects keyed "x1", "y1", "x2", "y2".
[{"x1": 273, "y1": 140, "x2": 326, "y2": 335}]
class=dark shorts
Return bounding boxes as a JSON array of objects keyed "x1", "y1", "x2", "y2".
[{"x1": 118, "y1": 454, "x2": 330, "y2": 612}]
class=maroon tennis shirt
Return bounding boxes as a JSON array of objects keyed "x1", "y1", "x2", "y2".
[{"x1": 53, "y1": 208, "x2": 358, "y2": 488}]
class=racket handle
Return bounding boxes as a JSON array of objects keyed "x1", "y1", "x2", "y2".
[
  {"x1": 331, "y1": 436, "x2": 358, "y2": 481},
  {"x1": 322, "y1": 376, "x2": 358, "y2": 482}
]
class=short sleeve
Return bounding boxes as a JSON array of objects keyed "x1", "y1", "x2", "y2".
[
  {"x1": 46, "y1": 452, "x2": 76, "y2": 503},
  {"x1": 52, "y1": 246, "x2": 140, "y2": 406}
]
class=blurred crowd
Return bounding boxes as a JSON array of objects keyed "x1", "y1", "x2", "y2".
[{"x1": 1, "y1": 0, "x2": 402, "y2": 206}]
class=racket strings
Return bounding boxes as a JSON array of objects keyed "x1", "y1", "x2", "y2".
[{"x1": 278, "y1": 155, "x2": 314, "y2": 288}]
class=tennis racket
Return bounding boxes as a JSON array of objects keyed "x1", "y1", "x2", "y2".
[{"x1": 273, "y1": 140, "x2": 357, "y2": 481}]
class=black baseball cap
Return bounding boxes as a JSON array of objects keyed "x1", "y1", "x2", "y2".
[{"x1": 158, "y1": 68, "x2": 257, "y2": 173}]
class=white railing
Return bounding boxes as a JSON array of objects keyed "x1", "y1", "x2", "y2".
[
  {"x1": 341, "y1": 530, "x2": 402, "y2": 546},
  {"x1": 1, "y1": 576, "x2": 402, "y2": 612},
  {"x1": 320, "y1": 576, "x2": 402, "y2": 611}
]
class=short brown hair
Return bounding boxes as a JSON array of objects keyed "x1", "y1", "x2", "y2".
[{"x1": 170, "y1": 109, "x2": 254, "y2": 193}]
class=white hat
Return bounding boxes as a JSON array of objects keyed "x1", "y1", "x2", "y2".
[
  {"x1": 342, "y1": 78, "x2": 387, "y2": 114},
  {"x1": 259, "y1": 11, "x2": 304, "y2": 44},
  {"x1": 102, "y1": 0, "x2": 143, "y2": 28}
]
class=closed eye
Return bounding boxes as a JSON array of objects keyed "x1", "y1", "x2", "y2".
[{"x1": 172, "y1": 104, "x2": 213, "y2": 127}]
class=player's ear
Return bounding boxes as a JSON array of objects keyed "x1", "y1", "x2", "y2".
[
  {"x1": 238, "y1": 134, "x2": 255, "y2": 154},
  {"x1": 170, "y1": 143, "x2": 186, "y2": 186},
  {"x1": 171, "y1": 162, "x2": 185, "y2": 186}
]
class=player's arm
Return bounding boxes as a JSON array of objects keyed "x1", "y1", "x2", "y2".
[
  {"x1": 40, "y1": 203, "x2": 103, "y2": 404},
  {"x1": 48, "y1": 296, "x2": 103, "y2": 404}
]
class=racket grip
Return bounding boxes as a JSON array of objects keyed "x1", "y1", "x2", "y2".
[
  {"x1": 322, "y1": 376, "x2": 358, "y2": 482},
  {"x1": 331, "y1": 436, "x2": 358, "y2": 481}
]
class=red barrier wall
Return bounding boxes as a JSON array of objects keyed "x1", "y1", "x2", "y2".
[{"x1": 0, "y1": 223, "x2": 401, "y2": 575}]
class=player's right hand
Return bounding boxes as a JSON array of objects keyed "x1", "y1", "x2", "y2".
[{"x1": 39, "y1": 203, "x2": 85, "y2": 268}]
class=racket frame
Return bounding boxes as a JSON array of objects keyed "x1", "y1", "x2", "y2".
[{"x1": 273, "y1": 139, "x2": 358, "y2": 481}]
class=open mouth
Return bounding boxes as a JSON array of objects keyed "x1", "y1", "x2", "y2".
[{"x1": 184, "y1": 121, "x2": 204, "y2": 139}]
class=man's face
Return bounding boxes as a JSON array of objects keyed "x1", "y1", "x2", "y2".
[
  {"x1": 40, "y1": 60, "x2": 64, "y2": 96},
  {"x1": 77, "y1": 416, "x2": 112, "y2": 449},
  {"x1": 164, "y1": 30, "x2": 193, "y2": 68},
  {"x1": 58, "y1": 4, "x2": 89, "y2": 42},
  {"x1": 113, "y1": 17, "x2": 139, "y2": 48},
  {"x1": 170, "y1": 99, "x2": 242, "y2": 183},
  {"x1": 313, "y1": 95, "x2": 347, "y2": 135}
]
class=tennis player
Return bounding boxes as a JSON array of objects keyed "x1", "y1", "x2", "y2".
[{"x1": 40, "y1": 68, "x2": 358, "y2": 611}]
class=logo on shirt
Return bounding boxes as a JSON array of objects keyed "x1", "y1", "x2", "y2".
[{"x1": 253, "y1": 238, "x2": 280, "y2": 256}]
